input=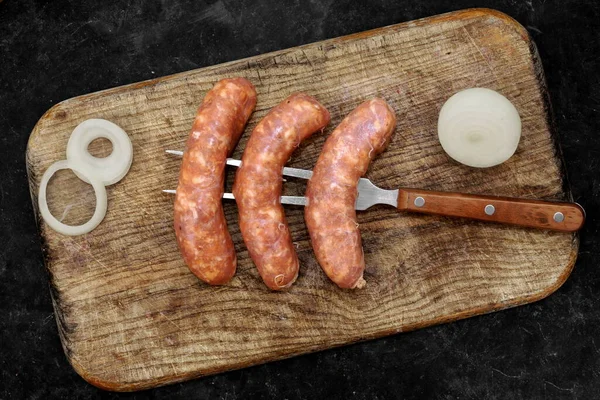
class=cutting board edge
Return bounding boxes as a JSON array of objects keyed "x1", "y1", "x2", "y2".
[
  {"x1": 69, "y1": 240, "x2": 579, "y2": 392},
  {"x1": 24, "y1": 7, "x2": 582, "y2": 392},
  {"x1": 25, "y1": 7, "x2": 531, "y2": 155}
]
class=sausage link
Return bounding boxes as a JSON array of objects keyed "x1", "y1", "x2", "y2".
[
  {"x1": 174, "y1": 78, "x2": 257, "y2": 285},
  {"x1": 233, "y1": 93, "x2": 330, "y2": 290},
  {"x1": 305, "y1": 98, "x2": 396, "y2": 289}
]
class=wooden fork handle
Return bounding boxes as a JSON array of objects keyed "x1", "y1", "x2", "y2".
[{"x1": 397, "y1": 188, "x2": 585, "y2": 232}]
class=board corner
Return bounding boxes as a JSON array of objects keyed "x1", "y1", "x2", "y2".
[
  {"x1": 26, "y1": 99, "x2": 74, "y2": 168},
  {"x1": 527, "y1": 233, "x2": 580, "y2": 303},
  {"x1": 67, "y1": 354, "x2": 139, "y2": 392},
  {"x1": 460, "y1": 8, "x2": 532, "y2": 43}
]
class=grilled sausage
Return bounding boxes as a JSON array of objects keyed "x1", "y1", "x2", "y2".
[
  {"x1": 174, "y1": 78, "x2": 257, "y2": 285},
  {"x1": 233, "y1": 93, "x2": 330, "y2": 290},
  {"x1": 305, "y1": 98, "x2": 396, "y2": 289}
]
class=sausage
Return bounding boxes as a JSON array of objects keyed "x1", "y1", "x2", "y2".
[
  {"x1": 305, "y1": 98, "x2": 396, "y2": 289},
  {"x1": 174, "y1": 78, "x2": 257, "y2": 285},
  {"x1": 233, "y1": 93, "x2": 330, "y2": 290}
]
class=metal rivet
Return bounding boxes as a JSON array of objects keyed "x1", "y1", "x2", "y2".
[
  {"x1": 554, "y1": 212, "x2": 565, "y2": 223},
  {"x1": 484, "y1": 204, "x2": 495, "y2": 216},
  {"x1": 414, "y1": 196, "x2": 425, "y2": 207}
]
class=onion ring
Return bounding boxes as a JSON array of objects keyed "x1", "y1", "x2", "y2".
[
  {"x1": 66, "y1": 119, "x2": 133, "y2": 185},
  {"x1": 38, "y1": 160, "x2": 107, "y2": 236}
]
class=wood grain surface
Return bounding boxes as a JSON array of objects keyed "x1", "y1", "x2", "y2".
[{"x1": 26, "y1": 8, "x2": 579, "y2": 391}]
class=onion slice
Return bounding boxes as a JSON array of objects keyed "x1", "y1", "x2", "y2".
[
  {"x1": 66, "y1": 119, "x2": 133, "y2": 185},
  {"x1": 38, "y1": 160, "x2": 108, "y2": 236},
  {"x1": 437, "y1": 88, "x2": 522, "y2": 168}
]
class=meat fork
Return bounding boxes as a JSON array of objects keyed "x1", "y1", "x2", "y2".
[{"x1": 164, "y1": 150, "x2": 585, "y2": 232}]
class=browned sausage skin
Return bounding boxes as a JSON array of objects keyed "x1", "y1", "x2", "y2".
[
  {"x1": 233, "y1": 93, "x2": 330, "y2": 290},
  {"x1": 305, "y1": 98, "x2": 396, "y2": 289},
  {"x1": 174, "y1": 78, "x2": 257, "y2": 285}
]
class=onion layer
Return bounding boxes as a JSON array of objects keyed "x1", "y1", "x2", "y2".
[
  {"x1": 66, "y1": 119, "x2": 133, "y2": 185},
  {"x1": 38, "y1": 160, "x2": 108, "y2": 236}
]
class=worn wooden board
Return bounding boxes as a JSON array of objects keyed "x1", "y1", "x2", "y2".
[{"x1": 26, "y1": 8, "x2": 579, "y2": 391}]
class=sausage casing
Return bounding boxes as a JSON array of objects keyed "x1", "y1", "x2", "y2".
[
  {"x1": 174, "y1": 78, "x2": 257, "y2": 285},
  {"x1": 233, "y1": 93, "x2": 330, "y2": 290},
  {"x1": 305, "y1": 98, "x2": 396, "y2": 289}
]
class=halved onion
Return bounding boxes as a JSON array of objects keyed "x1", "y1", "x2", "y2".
[
  {"x1": 438, "y1": 88, "x2": 522, "y2": 168},
  {"x1": 38, "y1": 160, "x2": 107, "y2": 236},
  {"x1": 66, "y1": 119, "x2": 133, "y2": 185}
]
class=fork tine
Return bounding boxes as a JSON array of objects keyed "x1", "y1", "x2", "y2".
[
  {"x1": 282, "y1": 166, "x2": 312, "y2": 179},
  {"x1": 162, "y1": 189, "x2": 307, "y2": 206},
  {"x1": 164, "y1": 151, "x2": 241, "y2": 169},
  {"x1": 163, "y1": 150, "x2": 397, "y2": 210},
  {"x1": 227, "y1": 158, "x2": 242, "y2": 167},
  {"x1": 166, "y1": 149, "x2": 312, "y2": 180}
]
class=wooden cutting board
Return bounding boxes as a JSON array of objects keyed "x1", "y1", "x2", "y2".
[{"x1": 27, "y1": 8, "x2": 579, "y2": 391}]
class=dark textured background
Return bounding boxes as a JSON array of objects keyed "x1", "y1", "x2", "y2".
[{"x1": 1, "y1": 0, "x2": 599, "y2": 398}]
